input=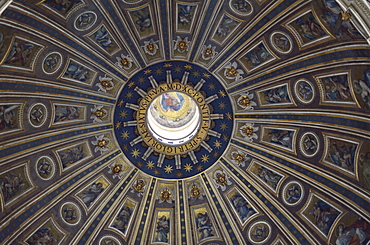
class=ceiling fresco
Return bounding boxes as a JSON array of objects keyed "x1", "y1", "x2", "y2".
[{"x1": 0, "y1": 0, "x2": 370, "y2": 244}]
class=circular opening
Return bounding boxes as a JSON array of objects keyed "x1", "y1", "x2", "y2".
[{"x1": 146, "y1": 91, "x2": 201, "y2": 145}]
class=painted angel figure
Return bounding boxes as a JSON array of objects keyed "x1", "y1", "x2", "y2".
[
  {"x1": 44, "y1": 54, "x2": 60, "y2": 71},
  {"x1": 217, "y1": 16, "x2": 237, "y2": 38},
  {"x1": 93, "y1": 26, "x2": 114, "y2": 49},
  {"x1": 354, "y1": 69, "x2": 370, "y2": 108},
  {"x1": 64, "y1": 63, "x2": 90, "y2": 82},
  {"x1": 0, "y1": 172, "x2": 25, "y2": 202},
  {"x1": 77, "y1": 13, "x2": 94, "y2": 27},
  {"x1": 113, "y1": 205, "x2": 132, "y2": 232},
  {"x1": 233, "y1": 0, "x2": 251, "y2": 12},
  {"x1": 26, "y1": 227, "x2": 57, "y2": 245},
  {"x1": 257, "y1": 167, "x2": 281, "y2": 189},
  {"x1": 0, "y1": 104, "x2": 19, "y2": 130},
  {"x1": 54, "y1": 106, "x2": 80, "y2": 122},
  {"x1": 133, "y1": 10, "x2": 152, "y2": 32},
  {"x1": 178, "y1": 5, "x2": 193, "y2": 26},
  {"x1": 230, "y1": 193, "x2": 256, "y2": 222},
  {"x1": 5, "y1": 41, "x2": 34, "y2": 66},
  {"x1": 196, "y1": 212, "x2": 214, "y2": 240},
  {"x1": 253, "y1": 225, "x2": 267, "y2": 240},
  {"x1": 80, "y1": 182, "x2": 104, "y2": 207},
  {"x1": 59, "y1": 145, "x2": 85, "y2": 167}
]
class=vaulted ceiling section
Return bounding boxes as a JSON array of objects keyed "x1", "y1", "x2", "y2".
[{"x1": 0, "y1": 0, "x2": 370, "y2": 244}]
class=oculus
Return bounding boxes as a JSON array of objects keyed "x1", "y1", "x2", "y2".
[
  {"x1": 114, "y1": 61, "x2": 233, "y2": 179},
  {"x1": 147, "y1": 90, "x2": 201, "y2": 146}
]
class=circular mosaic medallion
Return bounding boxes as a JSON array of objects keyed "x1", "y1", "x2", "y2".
[
  {"x1": 35, "y1": 156, "x2": 55, "y2": 180},
  {"x1": 60, "y1": 202, "x2": 81, "y2": 226},
  {"x1": 114, "y1": 61, "x2": 233, "y2": 179},
  {"x1": 294, "y1": 79, "x2": 315, "y2": 104},
  {"x1": 299, "y1": 132, "x2": 319, "y2": 157},
  {"x1": 29, "y1": 103, "x2": 48, "y2": 128},
  {"x1": 282, "y1": 181, "x2": 304, "y2": 206},
  {"x1": 229, "y1": 0, "x2": 253, "y2": 16},
  {"x1": 270, "y1": 31, "x2": 293, "y2": 54},
  {"x1": 248, "y1": 221, "x2": 271, "y2": 244},
  {"x1": 74, "y1": 11, "x2": 97, "y2": 31},
  {"x1": 42, "y1": 52, "x2": 63, "y2": 75},
  {"x1": 99, "y1": 235, "x2": 121, "y2": 245}
]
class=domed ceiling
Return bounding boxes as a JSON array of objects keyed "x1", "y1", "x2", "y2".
[{"x1": 1, "y1": 0, "x2": 370, "y2": 244}]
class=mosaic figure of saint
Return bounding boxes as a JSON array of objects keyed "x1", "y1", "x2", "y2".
[
  {"x1": 335, "y1": 218, "x2": 370, "y2": 245},
  {"x1": 154, "y1": 215, "x2": 170, "y2": 242}
]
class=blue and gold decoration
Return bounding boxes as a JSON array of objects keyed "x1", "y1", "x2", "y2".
[
  {"x1": 114, "y1": 61, "x2": 233, "y2": 179},
  {"x1": 1, "y1": 0, "x2": 370, "y2": 244}
]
